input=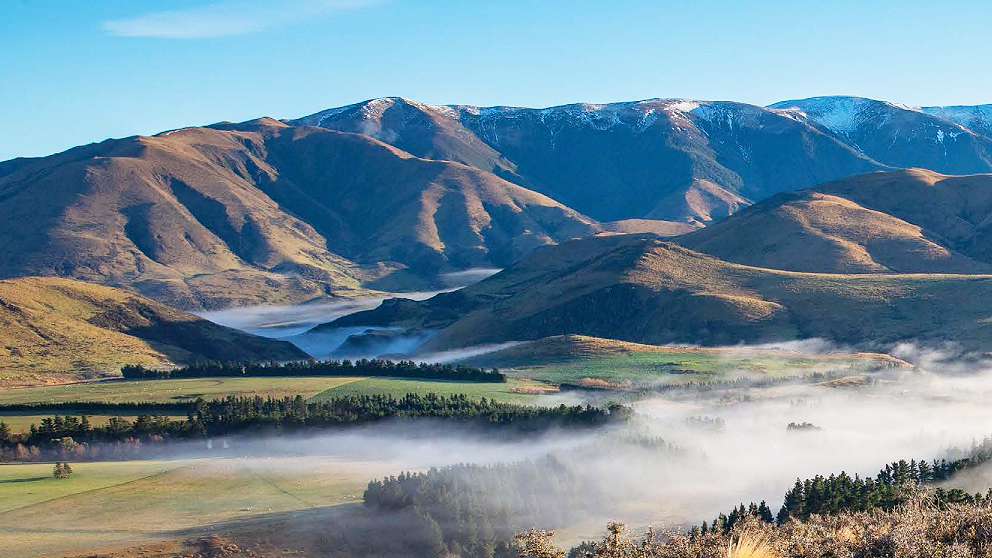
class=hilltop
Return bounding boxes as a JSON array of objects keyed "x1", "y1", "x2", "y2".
[
  {"x1": 678, "y1": 169, "x2": 992, "y2": 273},
  {"x1": 326, "y1": 234, "x2": 992, "y2": 352},
  {"x1": 0, "y1": 277, "x2": 307, "y2": 386}
]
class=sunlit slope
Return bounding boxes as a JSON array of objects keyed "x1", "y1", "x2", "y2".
[
  {"x1": 0, "y1": 119, "x2": 597, "y2": 309},
  {"x1": 0, "y1": 277, "x2": 307, "y2": 384},
  {"x1": 461, "y1": 334, "x2": 908, "y2": 370},
  {"x1": 336, "y1": 234, "x2": 992, "y2": 351},
  {"x1": 678, "y1": 169, "x2": 992, "y2": 273}
]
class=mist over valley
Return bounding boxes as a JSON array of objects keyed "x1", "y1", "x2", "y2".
[{"x1": 6, "y1": 60, "x2": 992, "y2": 558}]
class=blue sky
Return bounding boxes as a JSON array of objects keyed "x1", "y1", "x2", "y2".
[{"x1": 2, "y1": 0, "x2": 990, "y2": 161}]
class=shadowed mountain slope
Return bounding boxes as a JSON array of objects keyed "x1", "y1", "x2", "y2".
[
  {"x1": 326, "y1": 234, "x2": 992, "y2": 352},
  {"x1": 772, "y1": 97, "x2": 992, "y2": 174},
  {"x1": 295, "y1": 97, "x2": 885, "y2": 224}
]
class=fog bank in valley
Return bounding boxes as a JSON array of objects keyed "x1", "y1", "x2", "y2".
[
  {"x1": 163, "y1": 343, "x2": 992, "y2": 539},
  {"x1": 198, "y1": 268, "x2": 503, "y2": 360}
]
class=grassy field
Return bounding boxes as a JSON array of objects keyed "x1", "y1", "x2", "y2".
[
  {"x1": 0, "y1": 376, "x2": 365, "y2": 406},
  {"x1": 0, "y1": 375, "x2": 544, "y2": 409},
  {"x1": 512, "y1": 350, "x2": 895, "y2": 390},
  {"x1": 0, "y1": 456, "x2": 395, "y2": 558},
  {"x1": 310, "y1": 376, "x2": 546, "y2": 404}
]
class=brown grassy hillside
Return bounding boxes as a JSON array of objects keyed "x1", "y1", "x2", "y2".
[
  {"x1": 332, "y1": 234, "x2": 992, "y2": 352},
  {"x1": 0, "y1": 119, "x2": 597, "y2": 309},
  {"x1": 816, "y1": 169, "x2": 992, "y2": 263},
  {"x1": 676, "y1": 169, "x2": 992, "y2": 274},
  {"x1": 0, "y1": 277, "x2": 307, "y2": 386}
]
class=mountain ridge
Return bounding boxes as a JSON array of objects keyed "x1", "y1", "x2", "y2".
[
  {"x1": 324, "y1": 232, "x2": 992, "y2": 353},
  {"x1": 5, "y1": 95, "x2": 992, "y2": 311},
  {"x1": 0, "y1": 119, "x2": 603, "y2": 309},
  {"x1": 291, "y1": 96, "x2": 889, "y2": 223}
]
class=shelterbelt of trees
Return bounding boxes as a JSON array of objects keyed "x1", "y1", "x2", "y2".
[
  {"x1": 0, "y1": 394, "x2": 628, "y2": 462},
  {"x1": 701, "y1": 436, "x2": 992, "y2": 536},
  {"x1": 353, "y1": 436, "x2": 992, "y2": 558},
  {"x1": 364, "y1": 459, "x2": 581, "y2": 558},
  {"x1": 361, "y1": 436, "x2": 680, "y2": 558},
  {"x1": 121, "y1": 358, "x2": 506, "y2": 382}
]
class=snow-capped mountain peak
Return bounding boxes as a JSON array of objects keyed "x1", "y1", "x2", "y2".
[{"x1": 768, "y1": 96, "x2": 924, "y2": 135}]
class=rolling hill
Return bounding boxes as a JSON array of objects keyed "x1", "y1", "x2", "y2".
[
  {"x1": 677, "y1": 169, "x2": 992, "y2": 273},
  {"x1": 324, "y1": 234, "x2": 992, "y2": 352},
  {"x1": 0, "y1": 118, "x2": 599, "y2": 309},
  {"x1": 0, "y1": 277, "x2": 307, "y2": 386}
]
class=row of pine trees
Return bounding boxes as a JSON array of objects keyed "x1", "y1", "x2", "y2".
[{"x1": 121, "y1": 358, "x2": 506, "y2": 382}]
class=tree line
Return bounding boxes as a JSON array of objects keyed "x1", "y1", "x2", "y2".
[
  {"x1": 0, "y1": 393, "x2": 626, "y2": 462},
  {"x1": 364, "y1": 458, "x2": 586, "y2": 558},
  {"x1": 121, "y1": 358, "x2": 506, "y2": 382},
  {"x1": 0, "y1": 401, "x2": 192, "y2": 413},
  {"x1": 702, "y1": 436, "x2": 992, "y2": 535},
  {"x1": 360, "y1": 432, "x2": 681, "y2": 558}
]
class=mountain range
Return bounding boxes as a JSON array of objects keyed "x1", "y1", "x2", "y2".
[
  {"x1": 0, "y1": 118, "x2": 600, "y2": 309},
  {"x1": 296, "y1": 96, "x2": 992, "y2": 224},
  {"x1": 4, "y1": 94, "x2": 992, "y2": 345}
]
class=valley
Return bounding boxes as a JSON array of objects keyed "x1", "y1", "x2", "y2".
[
  {"x1": 11, "y1": 2, "x2": 992, "y2": 555},
  {"x1": 6, "y1": 94, "x2": 992, "y2": 558}
]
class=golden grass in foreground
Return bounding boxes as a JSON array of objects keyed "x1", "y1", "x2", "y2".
[
  {"x1": 726, "y1": 533, "x2": 777, "y2": 558},
  {"x1": 521, "y1": 492, "x2": 992, "y2": 558}
]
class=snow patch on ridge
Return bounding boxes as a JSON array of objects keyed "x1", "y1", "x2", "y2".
[
  {"x1": 667, "y1": 100, "x2": 701, "y2": 113},
  {"x1": 773, "y1": 97, "x2": 865, "y2": 133},
  {"x1": 923, "y1": 105, "x2": 992, "y2": 132},
  {"x1": 767, "y1": 96, "x2": 948, "y2": 137},
  {"x1": 441, "y1": 99, "x2": 708, "y2": 133}
]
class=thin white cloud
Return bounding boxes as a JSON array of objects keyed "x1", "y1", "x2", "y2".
[{"x1": 103, "y1": 0, "x2": 381, "y2": 39}]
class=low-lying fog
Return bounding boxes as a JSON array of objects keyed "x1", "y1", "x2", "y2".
[
  {"x1": 166, "y1": 344, "x2": 992, "y2": 535},
  {"x1": 199, "y1": 292, "x2": 437, "y2": 338},
  {"x1": 193, "y1": 269, "x2": 992, "y2": 534},
  {"x1": 198, "y1": 268, "x2": 501, "y2": 360}
]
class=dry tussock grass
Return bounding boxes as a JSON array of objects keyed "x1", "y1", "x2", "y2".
[
  {"x1": 520, "y1": 492, "x2": 992, "y2": 558},
  {"x1": 725, "y1": 532, "x2": 776, "y2": 558}
]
